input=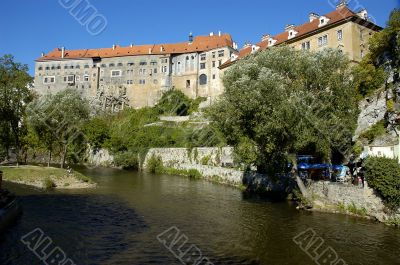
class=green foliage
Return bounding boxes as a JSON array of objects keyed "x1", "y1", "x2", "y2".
[
  {"x1": 156, "y1": 90, "x2": 205, "y2": 116},
  {"x1": 42, "y1": 177, "x2": 56, "y2": 190},
  {"x1": 353, "y1": 61, "x2": 386, "y2": 98},
  {"x1": 363, "y1": 157, "x2": 400, "y2": 210},
  {"x1": 113, "y1": 151, "x2": 139, "y2": 170},
  {"x1": 0, "y1": 54, "x2": 33, "y2": 163},
  {"x1": 200, "y1": 155, "x2": 211, "y2": 165},
  {"x1": 161, "y1": 167, "x2": 202, "y2": 179},
  {"x1": 27, "y1": 89, "x2": 90, "y2": 168},
  {"x1": 208, "y1": 46, "x2": 358, "y2": 173},
  {"x1": 359, "y1": 120, "x2": 386, "y2": 143},
  {"x1": 352, "y1": 141, "x2": 364, "y2": 157},
  {"x1": 387, "y1": 99, "x2": 395, "y2": 112},
  {"x1": 347, "y1": 202, "x2": 368, "y2": 216},
  {"x1": 83, "y1": 117, "x2": 111, "y2": 150},
  {"x1": 233, "y1": 137, "x2": 258, "y2": 169},
  {"x1": 146, "y1": 155, "x2": 164, "y2": 174}
]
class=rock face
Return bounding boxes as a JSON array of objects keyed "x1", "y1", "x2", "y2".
[
  {"x1": 355, "y1": 90, "x2": 387, "y2": 138},
  {"x1": 86, "y1": 148, "x2": 114, "y2": 167},
  {"x1": 309, "y1": 181, "x2": 400, "y2": 222}
]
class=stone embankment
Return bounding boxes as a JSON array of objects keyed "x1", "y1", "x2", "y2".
[{"x1": 308, "y1": 181, "x2": 400, "y2": 224}]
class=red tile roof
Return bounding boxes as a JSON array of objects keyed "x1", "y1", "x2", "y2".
[
  {"x1": 37, "y1": 34, "x2": 233, "y2": 61},
  {"x1": 220, "y1": 6, "x2": 381, "y2": 69}
]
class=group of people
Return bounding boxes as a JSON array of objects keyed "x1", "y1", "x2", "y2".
[{"x1": 348, "y1": 161, "x2": 366, "y2": 188}]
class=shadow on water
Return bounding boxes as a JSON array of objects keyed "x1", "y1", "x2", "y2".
[{"x1": 0, "y1": 194, "x2": 148, "y2": 265}]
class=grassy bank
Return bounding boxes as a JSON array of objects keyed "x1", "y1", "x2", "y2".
[{"x1": 1, "y1": 165, "x2": 96, "y2": 190}]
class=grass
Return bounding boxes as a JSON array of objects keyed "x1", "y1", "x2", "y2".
[
  {"x1": 0, "y1": 165, "x2": 94, "y2": 188},
  {"x1": 337, "y1": 202, "x2": 368, "y2": 216}
]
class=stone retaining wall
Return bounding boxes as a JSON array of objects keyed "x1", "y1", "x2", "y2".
[{"x1": 308, "y1": 181, "x2": 400, "y2": 222}]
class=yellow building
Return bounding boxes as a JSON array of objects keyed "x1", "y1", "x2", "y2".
[{"x1": 220, "y1": 2, "x2": 382, "y2": 70}]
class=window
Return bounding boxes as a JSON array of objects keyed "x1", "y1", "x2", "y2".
[
  {"x1": 318, "y1": 35, "x2": 328, "y2": 47},
  {"x1": 139, "y1": 69, "x2": 146, "y2": 75},
  {"x1": 84, "y1": 65, "x2": 90, "y2": 68},
  {"x1": 64, "y1": 75, "x2": 75, "y2": 83},
  {"x1": 139, "y1": 61, "x2": 147, "y2": 66},
  {"x1": 76, "y1": 65, "x2": 80, "y2": 69},
  {"x1": 51, "y1": 66, "x2": 55, "y2": 70},
  {"x1": 127, "y1": 62, "x2": 134, "y2": 66},
  {"x1": 45, "y1": 66, "x2": 50, "y2": 70},
  {"x1": 212, "y1": 52, "x2": 216, "y2": 58},
  {"x1": 186, "y1": 80, "x2": 191, "y2": 88},
  {"x1": 139, "y1": 79, "x2": 146, "y2": 85},
  {"x1": 111, "y1": 70, "x2": 122, "y2": 77},
  {"x1": 301, "y1": 41, "x2": 310, "y2": 50},
  {"x1": 219, "y1": 60, "x2": 222, "y2": 66},
  {"x1": 127, "y1": 80, "x2": 133, "y2": 84},
  {"x1": 43, "y1": 76, "x2": 55, "y2": 84},
  {"x1": 109, "y1": 63, "x2": 115, "y2": 67},
  {"x1": 218, "y1": 50, "x2": 225, "y2": 57},
  {"x1": 127, "y1": 70, "x2": 134, "y2": 74},
  {"x1": 83, "y1": 75, "x2": 89, "y2": 82},
  {"x1": 150, "y1": 61, "x2": 157, "y2": 66},
  {"x1": 70, "y1": 66, "x2": 74, "y2": 69},
  {"x1": 200, "y1": 63, "x2": 206, "y2": 69},
  {"x1": 212, "y1": 61, "x2": 216, "y2": 68},
  {"x1": 101, "y1": 64, "x2": 107, "y2": 68},
  {"x1": 153, "y1": 68, "x2": 157, "y2": 74},
  {"x1": 200, "y1": 54, "x2": 206, "y2": 61},
  {"x1": 212, "y1": 74, "x2": 216, "y2": 80},
  {"x1": 38, "y1": 66, "x2": 43, "y2": 71},
  {"x1": 57, "y1": 66, "x2": 61, "y2": 70},
  {"x1": 75, "y1": 75, "x2": 80, "y2": 82},
  {"x1": 199, "y1": 74, "x2": 207, "y2": 85},
  {"x1": 117, "y1": 63, "x2": 123, "y2": 67},
  {"x1": 162, "y1": 66, "x2": 168, "y2": 73},
  {"x1": 337, "y1": 30, "x2": 343, "y2": 41}
]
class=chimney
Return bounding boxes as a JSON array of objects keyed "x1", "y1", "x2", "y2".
[
  {"x1": 61, "y1": 46, "x2": 65, "y2": 58},
  {"x1": 309, "y1": 13, "x2": 320, "y2": 22},
  {"x1": 218, "y1": 30, "x2": 221, "y2": 37},
  {"x1": 41, "y1": 52, "x2": 45, "y2": 57},
  {"x1": 189, "y1": 32, "x2": 193, "y2": 44},
  {"x1": 112, "y1": 44, "x2": 116, "y2": 50},
  {"x1": 210, "y1": 32, "x2": 214, "y2": 36},
  {"x1": 357, "y1": 9, "x2": 368, "y2": 20},
  {"x1": 233, "y1": 42, "x2": 238, "y2": 50},
  {"x1": 336, "y1": 0, "x2": 347, "y2": 9},
  {"x1": 148, "y1": 48, "x2": 152, "y2": 54},
  {"x1": 285, "y1": 24, "x2": 295, "y2": 32},
  {"x1": 130, "y1": 43, "x2": 133, "y2": 48},
  {"x1": 243, "y1": 42, "x2": 252, "y2": 49},
  {"x1": 261, "y1": 34, "x2": 270, "y2": 42},
  {"x1": 160, "y1": 46, "x2": 165, "y2": 52}
]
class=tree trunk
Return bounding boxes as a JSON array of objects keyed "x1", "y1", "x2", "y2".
[
  {"x1": 48, "y1": 150, "x2": 52, "y2": 167},
  {"x1": 61, "y1": 144, "x2": 67, "y2": 169}
]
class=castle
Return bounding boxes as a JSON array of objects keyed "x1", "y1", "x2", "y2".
[{"x1": 34, "y1": 2, "x2": 381, "y2": 111}]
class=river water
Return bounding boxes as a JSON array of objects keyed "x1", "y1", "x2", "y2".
[{"x1": 0, "y1": 167, "x2": 399, "y2": 265}]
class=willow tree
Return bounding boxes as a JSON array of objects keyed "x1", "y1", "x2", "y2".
[{"x1": 208, "y1": 46, "x2": 358, "y2": 173}]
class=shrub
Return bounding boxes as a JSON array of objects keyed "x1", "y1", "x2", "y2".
[
  {"x1": 363, "y1": 157, "x2": 400, "y2": 210},
  {"x1": 201, "y1": 155, "x2": 211, "y2": 165},
  {"x1": 114, "y1": 152, "x2": 139, "y2": 170},
  {"x1": 359, "y1": 120, "x2": 387, "y2": 143},
  {"x1": 187, "y1": 169, "x2": 202, "y2": 179},
  {"x1": 147, "y1": 155, "x2": 164, "y2": 174},
  {"x1": 42, "y1": 177, "x2": 56, "y2": 190}
]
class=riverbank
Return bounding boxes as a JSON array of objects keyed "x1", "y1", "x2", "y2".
[{"x1": 0, "y1": 166, "x2": 96, "y2": 190}]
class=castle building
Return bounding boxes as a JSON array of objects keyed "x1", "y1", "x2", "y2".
[
  {"x1": 34, "y1": 33, "x2": 237, "y2": 111},
  {"x1": 220, "y1": 2, "x2": 382, "y2": 70},
  {"x1": 35, "y1": 2, "x2": 383, "y2": 111}
]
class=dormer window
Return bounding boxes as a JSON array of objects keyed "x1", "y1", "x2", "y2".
[
  {"x1": 318, "y1": 16, "x2": 330, "y2": 27},
  {"x1": 268, "y1": 38, "x2": 277, "y2": 47},
  {"x1": 288, "y1": 30, "x2": 298, "y2": 40},
  {"x1": 251, "y1": 45, "x2": 260, "y2": 53}
]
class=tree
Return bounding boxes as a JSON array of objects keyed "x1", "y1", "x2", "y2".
[
  {"x1": 208, "y1": 46, "x2": 358, "y2": 173},
  {"x1": 27, "y1": 89, "x2": 89, "y2": 168},
  {"x1": 0, "y1": 54, "x2": 33, "y2": 165}
]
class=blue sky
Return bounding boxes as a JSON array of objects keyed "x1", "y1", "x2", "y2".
[{"x1": 0, "y1": 0, "x2": 398, "y2": 75}]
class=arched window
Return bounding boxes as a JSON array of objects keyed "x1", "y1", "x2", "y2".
[{"x1": 199, "y1": 74, "x2": 207, "y2": 85}]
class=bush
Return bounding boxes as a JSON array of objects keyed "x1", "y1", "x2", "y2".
[
  {"x1": 114, "y1": 152, "x2": 139, "y2": 170},
  {"x1": 201, "y1": 155, "x2": 211, "y2": 165},
  {"x1": 42, "y1": 177, "x2": 56, "y2": 190},
  {"x1": 147, "y1": 155, "x2": 164, "y2": 174},
  {"x1": 360, "y1": 120, "x2": 387, "y2": 143},
  {"x1": 363, "y1": 157, "x2": 400, "y2": 210}
]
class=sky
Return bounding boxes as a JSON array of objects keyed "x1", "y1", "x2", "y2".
[{"x1": 0, "y1": 0, "x2": 398, "y2": 76}]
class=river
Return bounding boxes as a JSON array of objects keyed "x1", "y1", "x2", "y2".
[{"x1": 0, "y1": 167, "x2": 399, "y2": 265}]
